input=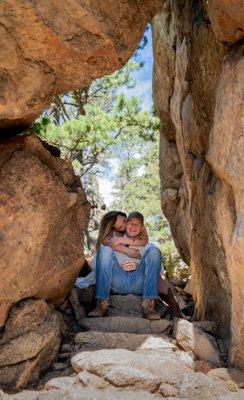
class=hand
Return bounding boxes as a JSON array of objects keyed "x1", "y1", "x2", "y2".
[
  {"x1": 122, "y1": 260, "x2": 137, "y2": 271},
  {"x1": 125, "y1": 247, "x2": 141, "y2": 259}
]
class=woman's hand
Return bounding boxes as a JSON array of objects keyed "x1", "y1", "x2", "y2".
[
  {"x1": 124, "y1": 247, "x2": 141, "y2": 259},
  {"x1": 122, "y1": 260, "x2": 137, "y2": 271}
]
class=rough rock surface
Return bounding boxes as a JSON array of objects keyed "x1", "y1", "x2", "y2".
[
  {"x1": 1, "y1": 336, "x2": 243, "y2": 399},
  {"x1": 75, "y1": 331, "x2": 174, "y2": 352},
  {"x1": 0, "y1": 135, "x2": 90, "y2": 327},
  {"x1": 108, "y1": 294, "x2": 144, "y2": 317},
  {"x1": 205, "y1": 0, "x2": 244, "y2": 43},
  {"x1": 152, "y1": 0, "x2": 244, "y2": 368},
  {"x1": 0, "y1": 299, "x2": 61, "y2": 390},
  {"x1": 0, "y1": 0, "x2": 161, "y2": 131},
  {"x1": 173, "y1": 318, "x2": 221, "y2": 366},
  {"x1": 82, "y1": 316, "x2": 170, "y2": 335},
  {"x1": 207, "y1": 367, "x2": 244, "y2": 389}
]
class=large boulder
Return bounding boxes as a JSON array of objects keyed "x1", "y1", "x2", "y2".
[
  {"x1": 205, "y1": 0, "x2": 244, "y2": 43},
  {"x1": 152, "y1": 0, "x2": 244, "y2": 369},
  {"x1": 0, "y1": 0, "x2": 162, "y2": 131},
  {"x1": 0, "y1": 135, "x2": 90, "y2": 327},
  {"x1": 0, "y1": 299, "x2": 61, "y2": 390}
]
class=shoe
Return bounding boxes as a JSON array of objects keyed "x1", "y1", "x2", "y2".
[
  {"x1": 88, "y1": 300, "x2": 109, "y2": 317},
  {"x1": 141, "y1": 299, "x2": 161, "y2": 320}
]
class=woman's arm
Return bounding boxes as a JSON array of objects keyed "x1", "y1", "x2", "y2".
[
  {"x1": 102, "y1": 239, "x2": 141, "y2": 259},
  {"x1": 114, "y1": 245, "x2": 141, "y2": 259}
]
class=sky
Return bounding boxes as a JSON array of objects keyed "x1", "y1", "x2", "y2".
[{"x1": 98, "y1": 26, "x2": 154, "y2": 206}]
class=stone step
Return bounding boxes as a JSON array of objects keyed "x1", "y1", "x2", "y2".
[
  {"x1": 108, "y1": 294, "x2": 143, "y2": 317},
  {"x1": 108, "y1": 294, "x2": 168, "y2": 318},
  {"x1": 83, "y1": 316, "x2": 170, "y2": 334},
  {"x1": 74, "y1": 330, "x2": 175, "y2": 352}
]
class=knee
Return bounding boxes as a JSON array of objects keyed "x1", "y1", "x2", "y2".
[
  {"x1": 97, "y1": 245, "x2": 114, "y2": 260},
  {"x1": 147, "y1": 246, "x2": 162, "y2": 267},
  {"x1": 148, "y1": 245, "x2": 162, "y2": 259}
]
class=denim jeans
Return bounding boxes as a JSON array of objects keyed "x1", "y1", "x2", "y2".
[{"x1": 95, "y1": 245, "x2": 162, "y2": 300}]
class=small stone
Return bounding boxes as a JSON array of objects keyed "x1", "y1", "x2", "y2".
[
  {"x1": 193, "y1": 321, "x2": 218, "y2": 335},
  {"x1": 194, "y1": 360, "x2": 215, "y2": 374},
  {"x1": 45, "y1": 376, "x2": 78, "y2": 390},
  {"x1": 159, "y1": 382, "x2": 178, "y2": 397},
  {"x1": 58, "y1": 352, "x2": 71, "y2": 360},
  {"x1": 136, "y1": 336, "x2": 177, "y2": 352},
  {"x1": 61, "y1": 343, "x2": 74, "y2": 353},
  {"x1": 52, "y1": 362, "x2": 69, "y2": 371},
  {"x1": 173, "y1": 318, "x2": 221, "y2": 366}
]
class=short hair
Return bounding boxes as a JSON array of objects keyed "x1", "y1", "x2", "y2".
[{"x1": 127, "y1": 211, "x2": 144, "y2": 224}]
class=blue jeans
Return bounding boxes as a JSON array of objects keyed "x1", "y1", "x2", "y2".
[{"x1": 95, "y1": 245, "x2": 162, "y2": 300}]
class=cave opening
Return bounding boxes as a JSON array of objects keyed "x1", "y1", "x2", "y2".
[
  {"x1": 34, "y1": 25, "x2": 188, "y2": 286},
  {"x1": 0, "y1": 0, "x2": 243, "y2": 395}
]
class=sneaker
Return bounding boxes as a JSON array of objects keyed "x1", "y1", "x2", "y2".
[
  {"x1": 88, "y1": 300, "x2": 109, "y2": 317},
  {"x1": 141, "y1": 299, "x2": 161, "y2": 320}
]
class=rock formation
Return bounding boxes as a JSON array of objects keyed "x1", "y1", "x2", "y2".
[
  {"x1": 0, "y1": 0, "x2": 161, "y2": 132},
  {"x1": 0, "y1": 0, "x2": 243, "y2": 393},
  {"x1": 0, "y1": 0, "x2": 163, "y2": 389},
  {"x1": 0, "y1": 299, "x2": 61, "y2": 390},
  {"x1": 0, "y1": 135, "x2": 90, "y2": 327},
  {"x1": 152, "y1": 0, "x2": 244, "y2": 368},
  {"x1": 1, "y1": 335, "x2": 243, "y2": 399}
]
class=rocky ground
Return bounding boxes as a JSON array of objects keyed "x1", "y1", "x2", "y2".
[{"x1": 0, "y1": 283, "x2": 243, "y2": 399}]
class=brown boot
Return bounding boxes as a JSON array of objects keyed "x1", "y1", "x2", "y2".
[
  {"x1": 88, "y1": 300, "x2": 109, "y2": 317},
  {"x1": 141, "y1": 299, "x2": 161, "y2": 320}
]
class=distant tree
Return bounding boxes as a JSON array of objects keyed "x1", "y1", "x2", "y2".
[{"x1": 34, "y1": 60, "x2": 159, "y2": 178}]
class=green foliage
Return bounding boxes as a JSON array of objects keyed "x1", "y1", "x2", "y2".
[{"x1": 34, "y1": 60, "x2": 160, "y2": 177}]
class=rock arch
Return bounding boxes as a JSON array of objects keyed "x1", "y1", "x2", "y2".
[{"x1": 0, "y1": 0, "x2": 243, "y2": 372}]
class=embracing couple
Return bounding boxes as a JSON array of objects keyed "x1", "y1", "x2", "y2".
[{"x1": 88, "y1": 210, "x2": 176, "y2": 320}]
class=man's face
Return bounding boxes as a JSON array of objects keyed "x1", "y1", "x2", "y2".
[{"x1": 126, "y1": 218, "x2": 143, "y2": 237}]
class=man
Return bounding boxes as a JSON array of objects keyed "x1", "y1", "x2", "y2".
[{"x1": 88, "y1": 212, "x2": 162, "y2": 320}]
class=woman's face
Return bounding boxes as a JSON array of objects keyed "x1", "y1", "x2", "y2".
[{"x1": 114, "y1": 215, "x2": 127, "y2": 232}]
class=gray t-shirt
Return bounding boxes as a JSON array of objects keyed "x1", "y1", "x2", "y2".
[{"x1": 115, "y1": 245, "x2": 145, "y2": 267}]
